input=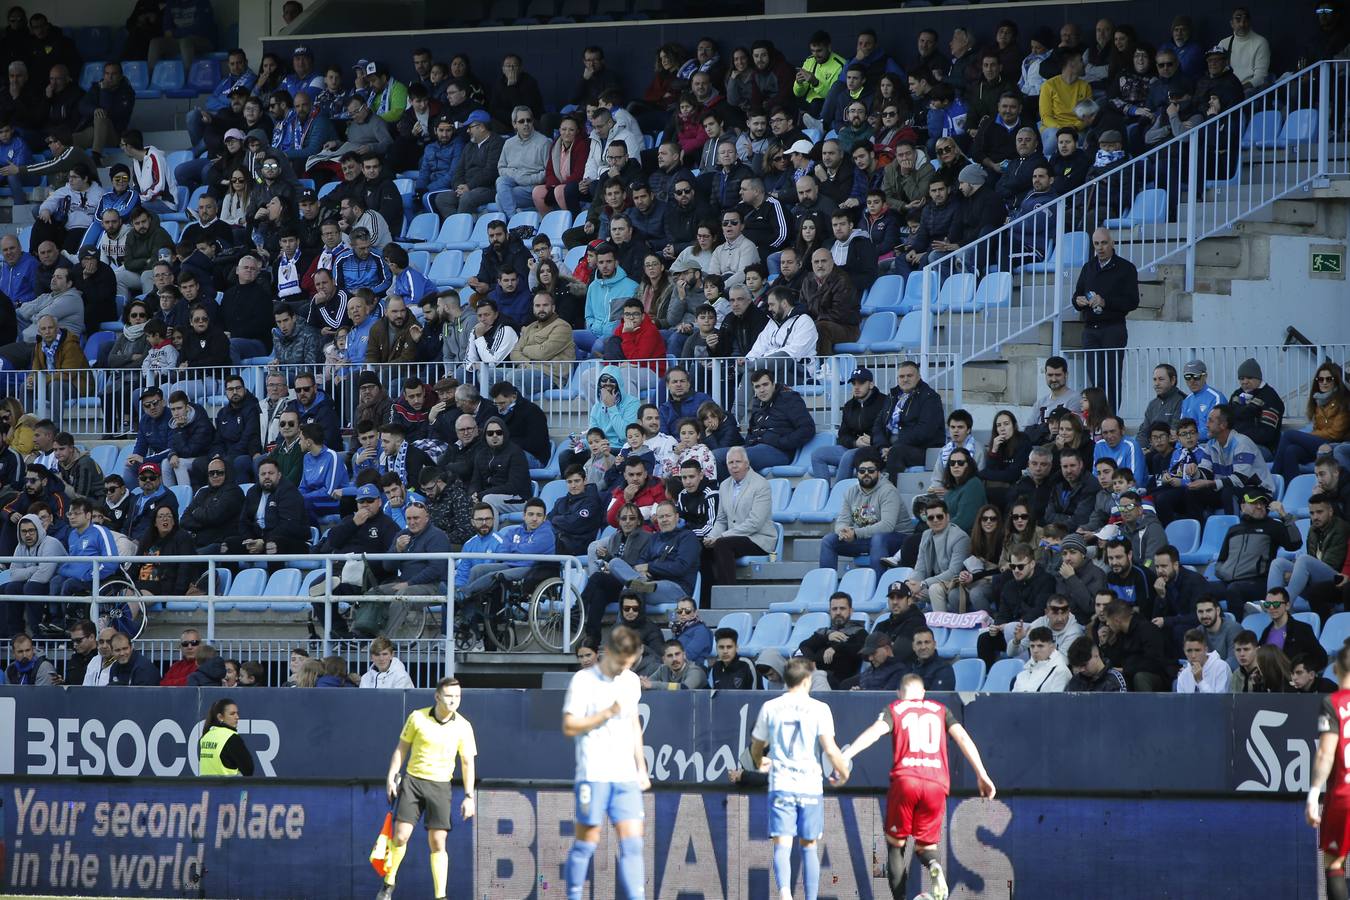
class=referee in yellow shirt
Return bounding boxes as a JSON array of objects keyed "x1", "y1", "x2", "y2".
[{"x1": 376, "y1": 676, "x2": 477, "y2": 900}]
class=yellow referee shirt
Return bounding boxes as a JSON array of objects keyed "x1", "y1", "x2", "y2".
[{"x1": 399, "y1": 707, "x2": 477, "y2": 783}]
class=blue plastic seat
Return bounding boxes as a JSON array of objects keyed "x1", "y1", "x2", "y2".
[
  {"x1": 78, "y1": 62, "x2": 104, "y2": 91},
  {"x1": 867, "y1": 567, "x2": 914, "y2": 609},
  {"x1": 1243, "y1": 611, "x2": 1272, "y2": 636},
  {"x1": 983, "y1": 657, "x2": 1024, "y2": 692},
  {"x1": 768, "y1": 567, "x2": 839, "y2": 614},
  {"x1": 763, "y1": 430, "x2": 836, "y2": 477},
  {"x1": 1321, "y1": 613, "x2": 1350, "y2": 655},
  {"x1": 831, "y1": 568, "x2": 877, "y2": 611},
  {"x1": 778, "y1": 612, "x2": 830, "y2": 656},
  {"x1": 934, "y1": 272, "x2": 978, "y2": 312},
  {"x1": 835, "y1": 312, "x2": 895, "y2": 353},
  {"x1": 563, "y1": 245, "x2": 586, "y2": 271},
  {"x1": 1242, "y1": 109, "x2": 1283, "y2": 148},
  {"x1": 1180, "y1": 515, "x2": 1238, "y2": 565},
  {"x1": 150, "y1": 61, "x2": 185, "y2": 95},
  {"x1": 741, "y1": 612, "x2": 792, "y2": 656},
  {"x1": 776, "y1": 478, "x2": 827, "y2": 524},
  {"x1": 901, "y1": 270, "x2": 940, "y2": 311},
  {"x1": 1278, "y1": 109, "x2": 1317, "y2": 147},
  {"x1": 860, "y1": 274, "x2": 905, "y2": 313},
  {"x1": 767, "y1": 477, "x2": 793, "y2": 516},
  {"x1": 1279, "y1": 519, "x2": 1312, "y2": 560},
  {"x1": 400, "y1": 211, "x2": 439, "y2": 247},
  {"x1": 528, "y1": 440, "x2": 560, "y2": 480},
  {"x1": 408, "y1": 250, "x2": 431, "y2": 274},
  {"x1": 1283, "y1": 473, "x2": 1317, "y2": 518},
  {"x1": 222, "y1": 568, "x2": 268, "y2": 612},
  {"x1": 942, "y1": 628, "x2": 981, "y2": 659},
  {"x1": 1021, "y1": 231, "x2": 1089, "y2": 273},
  {"x1": 90, "y1": 444, "x2": 120, "y2": 475},
  {"x1": 82, "y1": 331, "x2": 115, "y2": 367},
  {"x1": 265, "y1": 568, "x2": 307, "y2": 612},
  {"x1": 716, "y1": 612, "x2": 752, "y2": 649},
  {"x1": 169, "y1": 484, "x2": 193, "y2": 509},
  {"x1": 798, "y1": 478, "x2": 856, "y2": 525},
  {"x1": 450, "y1": 249, "x2": 482, "y2": 288},
  {"x1": 506, "y1": 211, "x2": 540, "y2": 232},
  {"x1": 1164, "y1": 518, "x2": 1201, "y2": 556},
  {"x1": 427, "y1": 250, "x2": 464, "y2": 288},
  {"x1": 973, "y1": 272, "x2": 1012, "y2": 309},
  {"x1": 872, "y1": 311, "x2": 926, "y2": 352},
  {"x1": 122, "y1": 61, "x2": 158, "y2": 99},
  {"x1": 182, "y1": 59, "x2": 221, "y2": 96},
  {"x1": 952, "y1": 657, "x2": 986, "y2": 691},
  {"x1": 539, "y1": 209, "x2": 572, "y2": 245}
]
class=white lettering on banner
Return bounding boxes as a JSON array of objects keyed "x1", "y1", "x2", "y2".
[
  {"x1": 640, "y1": 701, "x2": 745, "y2": 784},
  {"x1": 12, "y1": 716, "x2": 280, "y2": 778},
  {"x1": 1237, "y1": 709, "x2": 1312, "y2": 792},
  {"x1": 659, "y1": 794, "x2": 723, "y2": 899},
  {"x1": 947, "y1": 799, "x2": 1014, "y2": 899}
]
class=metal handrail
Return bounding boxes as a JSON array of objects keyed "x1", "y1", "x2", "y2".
[
  {"x1": 0, "y1": 550, "x2": 588, "y2": 675},
  {"x1": 919, "y1": 59, "x2": 1350, "y2": 407}
]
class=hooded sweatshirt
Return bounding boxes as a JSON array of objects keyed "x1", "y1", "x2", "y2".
[
  {"x1": 18, "y1": 286, "x2": 85, "y2": 340},
  {"x1": 588, "y1": 364, "x2": 642, "y2": 447},
  {"x1": 7, "y1": 513, "x2": 64, "y2": 586},
  {"x1": 584, "y1": 265, "x2": 639, "y2": 338}
]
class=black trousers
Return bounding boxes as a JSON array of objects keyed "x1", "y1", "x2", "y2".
[
  {"x1": 699, "y1": 536, "x2": 763, "y2": 606},
  {"x1": 581, "y1": 570, "x2": 625, "y2": 643},
  {"x1": 1082, "y1": 321, "x2": 1128, "y2": 410}
]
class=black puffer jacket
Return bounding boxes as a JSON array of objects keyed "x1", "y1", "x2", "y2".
[{"x1": 836, "y1": 385, "x2": 886, "y2": 449}]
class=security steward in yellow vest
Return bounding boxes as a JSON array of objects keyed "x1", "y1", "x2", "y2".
[{"x1": 198, "y1": 698, "x2": 255, "y2": 776}]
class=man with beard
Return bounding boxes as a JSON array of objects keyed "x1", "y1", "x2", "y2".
[
  {"x1": 366, "y1": 295, "x2": 418, "y2": 364},
  {"x1": 418, "y1": 466, "x2": 473, "y2": 546},
  {"x1": 797, "y1": 590, "x2": 867, "y2": 687},
  {"x1": 468, "y1": 218, "x2": 530, "y2": 296},
  {"x1": 1102, "y1": 538, "x2": 1154, "y2": 619},
  {"x1": 487, "y1": 381, "x2": 550, "y2": 467},
  {"x1": 744, "y1": 286, "x2": 818, "y2": 388},
  {"x1": 820, "y1": 454, "x2": 901, "y2": 576}
]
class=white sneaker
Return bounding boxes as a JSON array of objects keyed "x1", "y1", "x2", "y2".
[{"x1": 928, "y1": 860, "x2": 948, "y2": 900}]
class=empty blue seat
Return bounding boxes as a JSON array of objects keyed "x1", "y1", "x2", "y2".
[
  {"x1": 872, "y1": 311, "x2": 926, "y2": 352},
  {"x1": 265, "y1": 568, "x2": 307, "y2": 612},
  {"x1": 934, "y1": 272, "x2": 978, "y2": 312},
  {"x1": 1164, "y1": 519, "x2": 1201, "y2": 556},
  {"x1": 183, "y1": 59, "x2": 221, "y2": 96},
  {"x1": 1278, "y1": 109, "x2": 1317, "y2": 147},
  {"x1": 973, "y1": 272, "x2": 1012, "y2": 309},
  {"x1": 427, "y1": 250, "x2": 464, "y2": 288},
  {"x1": 776, "y1": 478, "x2": 828, "y2": 524},
  {"x1": 469, "y1": 212, "x2": 507, "y2": 248},
  {"x1": 942, "y1": 628, "x2": 982, "y2": 659},
  {"x1": 1180, "y1": 515, "x2": 1238, "y2": 565},
  {"x1": 1243, "y1": 109, "x2": 1283, "y2": 148},
  {"x1": 1103, "y1": 188, "x2": 1168, "y2": 229},
  {"x1": 741, "y1": 612, "x2": 792, "y2": 656},
  {"x1": 150, "y1": 60, "x2": 185, "y2": 95},
  {"x1": 835, "y1": 312, "x2": 895, "y2": 353},
  {"x1": 401, "y1": 211, "x2": 439, "y2": 246},
  {"x1": 860, "y1": 274, "x2": 905, "y2": 313},
  {"x1": 798, "y1": 478, "x2": 856, "y2": 525},
  {"x1": 902, "y1": 270, "x2": 940, "y2": 311},
  {"x1": 122, "y1": 61, "x2": 158, "y2": 99},
  {"x1": 768, "y1": 568, "x2": 839, "y2": 614},
  {"x1": 1321, "y1": 613, "x2": 1350, "y2": 655},
  {"x1": 983, "y1": 658, "x2": 1024, "y2": 692},
  {"x1": 763, "y1": 430, "x2": 835, "y2": 478},
  {"x1": 78, "y1": 62, "x2": 104, "y2": 91},
  {"x1": 1284, "y1": 474, "x2": 1317, "y2": 518},
  {"x1": 1021, "y1": 231, "x2": 1089, "y2": 273},
  {"x1": 952, "y1": 657, "x2": 986, "y2": 691}
]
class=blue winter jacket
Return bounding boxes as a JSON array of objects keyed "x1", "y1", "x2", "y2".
[
  {"x1": 133, "y1": 409, "x2": 173, "y2": 460},
  {"x1": 641, "y1": 526, "x2": 701, "y2": 595},
  {"x1": 417, "y1": 140, "x2": 462, "y2": 193},
  {"x1": 658, "y1": 390, "x2": 713, "y2": 437},
  {"x1": 290, "y1": 390, "x2": 342, "y2": 450},
  {"x1": 457, "y1": 532, "x2": 505, "y2": 588},
  {"x1": 300, "y1": 446, "x2": 349, "y2": 499},
  {"x1": 501, "y1": 521, "x2": 556, "y2": 557},
  {"x1": 395, "y1": 524, "x2": 453, "y2": 586},
  {"x1": 335, "y1": 250, "x2": 392, "y2": 296}
]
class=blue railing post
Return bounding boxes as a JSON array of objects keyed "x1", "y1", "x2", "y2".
[{"x1": 1318, "y1": 61, "x2": 1331, "y2": 180}]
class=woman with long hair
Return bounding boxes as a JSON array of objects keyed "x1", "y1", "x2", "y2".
[
  {"x1": 958, "y1": 503, "x2": 1007, "y2": 611},
  {"x1": 872, "y1": 101, "x2": 918, "y2": 166},
  {"x1": 220, "y1": 166, "x2": 255, "y2": 228},
  {"x1": 294, "y1": 658, "x2": 325, "y2": 688},
  {"x1": 104, "y1": 300, "x2": 151, "y2": 435},
  {"x1": 198, "y1": 697, "x2": 254, "y2": 775},
  {"x1": 533, "y1": 114, "x2": 589, "y2": 215},
  {"x1": 134, "y1": 506, "x2": 202, "y2": 597},
  {"x1": 760, "y1": 140, "x2": 793, "y2": 198},
  {"x1": 253, "y1": 53, "x2": 284, "y2": 97},
  {"x1": 724, "y1": 47, "x2": 755, "y2": 114},
  {"x1": 633, "y1": 43, "x2": 690, "y2": 131},
  {"x1": 980, "y1": 409, "x2": 1031, "y2": 506},
  {"x1": 941, "y1": 447, "x2": 987, "y2": 534},
  {"x1": 642, "y1": 253, "x2": 695, "y2": 355},
  {"x1": 1079, "y1": 386, "x2": 1111, "y2": 440},
  {"x1": 670, "y1": 220, "x2": 721, "y2": 276},
  {"x1": 793, "y1": 211, "x2": 828, "y2": 262},
  {"x1": 536, "y1": 258, "x2": 584, "y2": 330},
  {"x1": 1253, "y1": 645, "x2": 1294, "y2": 693},
  {"x1": 449, "y1": 54, "x2": 487, "y2": 105},
  {"x1": 1054, "y1": 410, "x2": 1089, "y2": 466},
  {"x1": 668, "y1": 92, "x2": 710, "y2": 165},
  {"x1": 589, "y1": 501, "x2": 652, "y2": 575},
  {"x1": 932, "y1": 137, "x2": 971, "y2": 188},
  {"x1": 1002, "y1": 501, "x2": 1044, "y2": 570},
  {"x1": 1274, "y1": 361, "x2": 1350, "y2": 481}
]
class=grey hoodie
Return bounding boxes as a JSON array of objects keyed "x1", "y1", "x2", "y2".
[
  {"x1": 7, "y1": 513, "x2": 65, "y2": 585},
  {"x1": 754, "y1": 648, "x2": 832, "y2": 692},
  {"x1": 18, "y1": 287, "x2": 85, "y2": 341}
]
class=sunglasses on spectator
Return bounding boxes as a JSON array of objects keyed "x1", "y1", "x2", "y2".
[
  {"x1": 676, "y1": 607, "x2": 696, "y2": 615},
  {"x1": 486, "y1": 429, "x2": 504, "y2": 436},
  {"x1": 621, "y1": 604, "x2": 640, "y2": 612},
  {"x1": 1009, "y1": 562, "x2": 1030, "y2": 571},
  {"x1": 674, "y1": 188, "x2": 693, "y2": 195},
  {"x1": 139, "y1": 474, "x2": 159, "y2": 482},
  {"x1": 1261, "y1": 599, "x2": 1286, "y2": 608},
  {"x1": 1183, "y1": 374, "x2": 1202, "y2": 380},
  {"x1": 181, "y1": 639, "x2": 200, "y2": 647},
  {"x1": 925, "y1": 512, "x2": 947, "y2": 522},
  {"x1": 128, "y1": 311, "x2": 148, "y2": 319},
  {"x1": 949, "y1": 459, "x2": 969, "y2": 467},
  {"x1": 856, "y1": 466, "x2": 878, "y2": 474},
  {"x1": 1011, "y1": 513, "x2": 1030, "y2": 520},
  {"x1": 722, "y1": 219, "x2": 740, "y2": 226},
  {"x1": 208, "y1": 468, "x2": 226, "y2": 476},
  {"x1": 1118, "y1": 503, "x2": 1137, "y2": 512},
  {"x1": 1048, "y1": 605, "x2": 1070, "y2": 614},
  {"x1": 980, "y1": 515, "x2": 999, "y2": 522},
  {"x1": 1317, "y1": 375, "x2": 1336, "y2": 383}
]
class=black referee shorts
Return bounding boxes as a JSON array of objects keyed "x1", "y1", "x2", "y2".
[{"x1": 395, "y1": 774, "x2": 454, "y2": 831}]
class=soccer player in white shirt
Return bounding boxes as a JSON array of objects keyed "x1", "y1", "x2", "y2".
[
  {"x1": 561, "y1": 625, "x2": 652, "y2": 900},
  {"x1": 750, "y1": 657, "x2": 851, "y2": 900}
]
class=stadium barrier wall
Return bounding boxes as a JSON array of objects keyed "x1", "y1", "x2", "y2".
[{"x1": 0, "y1": 687, "x2": 1325, "y2": 896}]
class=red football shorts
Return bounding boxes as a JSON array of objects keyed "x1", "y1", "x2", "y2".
[
  {"x1": 885, "y1": 776, "x2": 947, "y2": 845},
  {"x1": 1321, "y1": 797, "x2": 1350, "y2": 856}
]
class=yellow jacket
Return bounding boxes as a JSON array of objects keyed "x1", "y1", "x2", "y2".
[{"x1": 1039, "y1": 75, "x2": 1092, "y2": 131}]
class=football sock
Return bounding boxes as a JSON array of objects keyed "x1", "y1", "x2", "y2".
[
  {"x1": 801, "y1": 843, "x2": 821, "y2": 900},
  {"x1": 1328, "y1": 867, "x2": 1349, "y2": 900},
  {"x1": 618, "y1": 835, "x2": 646, "y2": 900},
  {"x1": 565, "y1": 840, "x2": 597, "y2": 900},
  {"x1": 887, "y1": 844, "x2": 909, "y2": 900},
  {"x1": 382, "y1": 840, "x2": 407, "y2": 887},
  {"x1": 429, "y1": 850, "x2": 448, "y2": 897},
  {"x1": 772, "y1": 842, "x2": 793, "y2": 897},
  {"x1": 916, "y1": 847, "x2": 939, "y2": 867}
]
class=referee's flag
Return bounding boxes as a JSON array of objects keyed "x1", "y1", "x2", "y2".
[{"x1": 369, "y1": 812, "x2": 393, "y2": 876}]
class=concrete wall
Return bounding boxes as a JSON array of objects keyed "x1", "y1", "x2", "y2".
[{"x1": 42, "y1": 0, "x2": 238, "y2": 33}]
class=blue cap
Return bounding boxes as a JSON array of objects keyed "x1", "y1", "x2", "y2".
[
  {"x1": 464, "y1": 110, "x2": 491, "y2": 126},
  {"x1": 406, "y1": 492, "x2": 429, "y2": 508},
  {"x1": 355, "y1": 484, "x2": 381, "y2": 500}
]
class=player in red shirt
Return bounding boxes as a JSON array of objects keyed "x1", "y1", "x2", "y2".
[
  {"x1": 841, "y1": 674, "x2": 995, "y2": 900},
  {"x1": 1308, "y1": 642, "x2": 1350, "y2": 900}
]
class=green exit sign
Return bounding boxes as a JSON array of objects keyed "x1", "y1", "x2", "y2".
[{"x1": 1312, "y1": 251, "x2": 1343, "y2": 274}]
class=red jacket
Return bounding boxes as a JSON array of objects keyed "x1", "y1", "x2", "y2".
[
  {"x1": 606, "y1": 477, "x2": 668, "y2": 529},
  {"x1": 544, "y1": 137, "x2": 590, "y2": 189},
  {"x1": 160, "y1": 659, "x2": 197, "y2": 687},
  {"x1": 615, "y1": 314, "x2": 667, "y2": 374}
]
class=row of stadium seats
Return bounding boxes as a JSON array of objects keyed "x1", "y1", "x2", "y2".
[{"x1": 78, "y1": 59, "x2": 228, "y2": 100}]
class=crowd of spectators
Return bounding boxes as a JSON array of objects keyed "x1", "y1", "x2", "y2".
[{"x1": 1, "y1": 6, "x2": 1348, "y2": 691}]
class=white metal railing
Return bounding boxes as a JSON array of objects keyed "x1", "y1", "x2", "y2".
[
  {"x1": 921, "y1": 59, "x2": 1350, "y2": 407},
  {"x1": 26, "y1": 353, "x2": 911, "y2": 443},
  {"x1": 1064, "y1": 342, "x2": 1350, "y2": 425},
  {"x1": 0, "y1": 551, "x2": 588, "y2": 675}
]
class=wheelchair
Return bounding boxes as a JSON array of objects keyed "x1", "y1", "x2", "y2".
[
  {"x1": 454, "y1": 568, "x2": 585, "y2": 653},
  {"x1": 88, "y1": 565, "x2": 148, "y2": 640}
]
